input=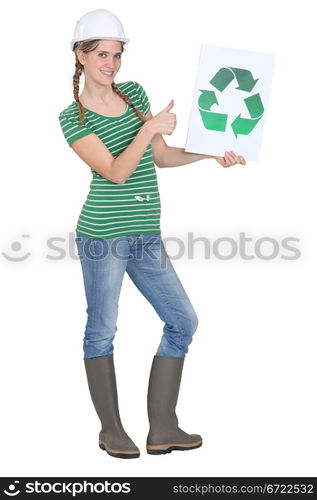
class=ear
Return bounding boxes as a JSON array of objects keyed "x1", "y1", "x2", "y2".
[{"x1": 75, "y1": 48, "x2": 86, "y2": 66}]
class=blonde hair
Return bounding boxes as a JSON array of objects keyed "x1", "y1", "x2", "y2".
[{"x1": 73, "y1": 39, "x2": 147, "y2": 125}]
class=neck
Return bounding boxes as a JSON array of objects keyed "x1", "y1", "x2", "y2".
[{"x1": 79, "y1": 80, "x2": 115, "y2": 105}]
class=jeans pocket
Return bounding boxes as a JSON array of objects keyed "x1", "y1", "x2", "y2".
[
  {"x1": 75, "y1": 236, "x2": 100, "y2": 261},
  {"x1": 142, "y1": 233, "x2": 162, "y2": 247}
]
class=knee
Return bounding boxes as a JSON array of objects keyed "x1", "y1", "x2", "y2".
[
  {"x1": 177, "y1": 310, "x2": 198, "y2": 356},
  {"x1": 183, "y1": 309, "x2": 199, "y2": 340}
]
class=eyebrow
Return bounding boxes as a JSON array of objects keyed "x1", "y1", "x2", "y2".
[{"x1": 97, "y1": 51, "x2": 122, "y2": 55}]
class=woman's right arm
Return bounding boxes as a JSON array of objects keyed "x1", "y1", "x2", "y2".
[{"x1": 70, "y1": 101, "x2": 176, "y2": 184}]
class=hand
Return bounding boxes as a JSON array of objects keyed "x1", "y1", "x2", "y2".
[
  {"x1": 145, "y1": 100, "x2": 176, "y2": 136},
  {"x1": 214, "y1": 151, "x2": 246, "y2": 168}
]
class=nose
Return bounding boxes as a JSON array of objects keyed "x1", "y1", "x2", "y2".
[
  {"x1": 104, "y1": 62, "x2": 116, "y2": 71},
  {"x1": 110, "y1": 56, "x2": 120, "y2": 66}
]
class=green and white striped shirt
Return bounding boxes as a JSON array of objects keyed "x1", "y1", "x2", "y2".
[{"x1": 58, "y1": 81, "x2": 161, "y2": 240}]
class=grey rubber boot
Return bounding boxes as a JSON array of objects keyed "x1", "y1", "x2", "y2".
[
  {"x1": 84, "y1": 354, "x2": 140, "y2": 459},
  {"x1": 146, "y1": 355, "x2": 203, "y2": 454}
]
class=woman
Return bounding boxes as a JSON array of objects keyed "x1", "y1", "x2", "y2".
[{"x1": 58, "y1": 9, "x2": 246, "y2": 459}]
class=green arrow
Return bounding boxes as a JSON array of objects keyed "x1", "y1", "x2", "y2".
[
  {"x1": 231, "y1": 115, "x2": 262, "y2": 137},
  {"x1": 210, "y1": 67, "x2": 258, "y2": 92},
  {"x1": 198, "y1": 89, "x2": 218, "y2": 110},
  {"x1": 209, "y1": 68, "x2": 234, "y2": 91},
  {"x1": 244, "y1": 93, "x2": 264, "y2": 118},
  {"x1": 231, "y1": 92, "x2": 264, "y2": 137},
  {"x1": 229, "y1": 68, "x2": 258, "y2": 91},
  {"x1": 198, "y1": 89, "x2": 228, "y2": 131}
]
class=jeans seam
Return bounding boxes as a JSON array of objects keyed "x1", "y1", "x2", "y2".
[
  {"x1": 81, "y1": 238, "x2": 98, "y2": 346},
  {"x1": 90, "y1": 240, "x2": 98, "y2": 331}
]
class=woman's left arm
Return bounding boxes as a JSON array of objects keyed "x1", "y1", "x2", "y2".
[{"x1": 160, "y1": 146, "x2": 246, "y2": 168}]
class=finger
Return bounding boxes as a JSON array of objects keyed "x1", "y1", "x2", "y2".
[
  {"x1": 221, "y1": 154, "x2": 228, "y2": 166},
  {"x1": 164, "y1": 99, "x2": 174, "y2": 112},
  {"x1": 238, "y1": 155, "x2": 246, "y2": 165},
  {"x1": 216, "y1": 156, "x2": 226, "y2": 167},
  {"x1": 227, "y1": 151, "x2": 240, "y2": 165},
  {"x1": 223, "y1": 154, "x2": 231, "y2": 167},
  {"x1": 221, "y1": 158, "x2": 227, "y2": 167},
  {"x1": 228, "y1": 151, "x2": 240, "y2": 164},
  {"x1": 224, "y1": 151, "x2": 234, "y2": 166},
  {"x1": 230, "y1": 151, "x2": 240, "y2": 162}
]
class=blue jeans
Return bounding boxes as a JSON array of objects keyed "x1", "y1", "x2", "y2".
[{"x1": 75, "y1": 232, "x2": 199, "y2": 359}]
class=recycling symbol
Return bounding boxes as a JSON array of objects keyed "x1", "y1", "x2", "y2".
[{"x1": 198, "y1": 67, "x2": 264, "y2": 137}]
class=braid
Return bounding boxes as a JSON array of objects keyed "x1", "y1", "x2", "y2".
[
  {"x1": 112, "y1": 83, "x2": 147, "y2": 123},
  {"x1": 73, "y1": 60, "x2": 86, "y2": 125}
]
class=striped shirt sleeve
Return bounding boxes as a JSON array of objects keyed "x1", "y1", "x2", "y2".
[
  {"x1": 133, "y1": 81, "x2": 150, "y2": 115},
  {"x1": 58, "y1": 110, "x2": 94, "y2": 147}
]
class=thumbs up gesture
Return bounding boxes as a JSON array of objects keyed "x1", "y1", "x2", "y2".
[{"x1": 145, "y1": 100, "x2": 177, "y2": 136}]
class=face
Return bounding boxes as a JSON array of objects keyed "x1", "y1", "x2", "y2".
[{"x1": 77, "y1": 40, "x2": 123, "y2": 84}]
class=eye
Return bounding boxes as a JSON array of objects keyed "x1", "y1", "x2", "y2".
[{"x1": 98, "y1": 53, "x2": 121, "y2": 58}]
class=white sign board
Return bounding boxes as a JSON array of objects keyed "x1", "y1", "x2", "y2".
[{"x1": 185, "y1": 44, "x2": 276, "y2": 161}]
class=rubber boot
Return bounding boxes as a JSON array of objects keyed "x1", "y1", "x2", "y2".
[
  {"x1": 84, "y1": 354, "x2": 140, "y2": 459},
  {"x1": 146, "y1": 355, "x2": 203, "y2": 454}
]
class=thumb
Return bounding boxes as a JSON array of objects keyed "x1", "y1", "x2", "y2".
[{"x1": 163, "y1": 99, "x2": 174, "y2": 112}]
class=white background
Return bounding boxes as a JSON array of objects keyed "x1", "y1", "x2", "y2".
[{"x1": 1, "y1": 0, "x2": 316, "y2": 478}]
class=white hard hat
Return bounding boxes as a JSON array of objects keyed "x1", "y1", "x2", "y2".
[{"x1": 70, "y1": 9, "x2": 129, "y2": 51}]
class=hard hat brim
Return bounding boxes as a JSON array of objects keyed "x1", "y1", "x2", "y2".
[{"x1": 71, "y1": 37, "x2": 129, "y2": 51}]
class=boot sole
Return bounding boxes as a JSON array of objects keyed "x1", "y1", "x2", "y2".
[
  {"x1": 147, "y1": 439, "x2": 202, "y2": 455},
  {"x1": 99, "y1": 441, "x2": 140, "y2": 459}
]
